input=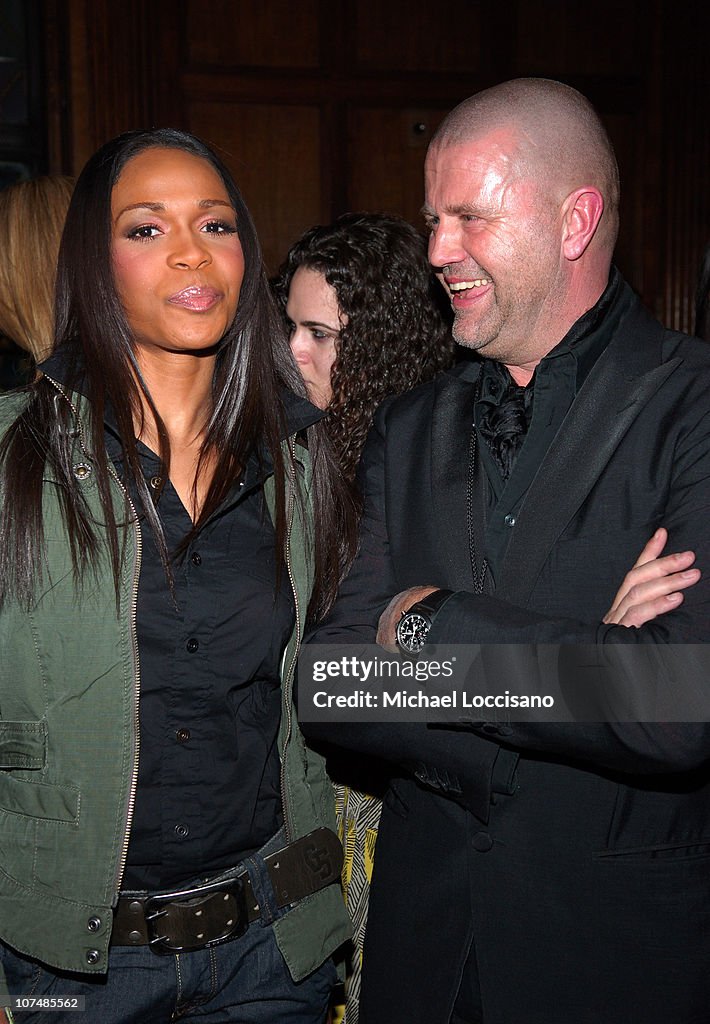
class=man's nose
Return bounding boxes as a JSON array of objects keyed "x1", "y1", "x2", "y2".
[{"x1": 428, "y1": 223, "x2": 465, "y2": 269}]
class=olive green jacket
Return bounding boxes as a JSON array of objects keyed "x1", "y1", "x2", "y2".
[{"x1": 0, "y1": 386, "x2": 349, "y2": 996}]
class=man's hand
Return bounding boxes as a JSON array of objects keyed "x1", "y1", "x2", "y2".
[
  {"x1": 377, "y1": 585, "x2": 441, "y2": 650},
  {"x1": 604, "y1": 528, "x2": 701, "y2": 627},
  {"x1": 375, "y1": 529, "x2": 700, "y2": 646}
]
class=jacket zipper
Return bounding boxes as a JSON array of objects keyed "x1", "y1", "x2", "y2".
[
  {"x1": 279, "y1": 437, "x2": 301, "y2": 843},
  {"x1": 43, "y1": 375, "x2": 142, "y2": 899},
  {"x1": 111, "y1": 481, "x2": 142, "y2": 897}
]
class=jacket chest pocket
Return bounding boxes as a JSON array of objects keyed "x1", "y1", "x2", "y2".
[
  {"x1": 534, "y1": 518, "x2": 663, "y2": 620},
  {"x1": 0, "y1": 721, "x2": 79, "y2": 823},
  {"x1": 0, "y1": 720, "x2": 47, "y2": 771}
]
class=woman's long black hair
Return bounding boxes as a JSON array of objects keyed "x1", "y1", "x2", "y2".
[{"x1": 0, "y1": 128, "x2": 354, "y2": 619}]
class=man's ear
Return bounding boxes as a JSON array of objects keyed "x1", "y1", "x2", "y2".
[{"x1": 561, "y1": 187, "x2": 604, "y2": 261}]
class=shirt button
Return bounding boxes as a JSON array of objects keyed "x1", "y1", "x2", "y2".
[
  {"x1": 504, "y1": 514, "x2": 516, "y2": 527},
  {"x1": 186, "y1": 638, "x2": 199, "y2": 653},
  {"x1": 176, "y1": 728, "x2": 191, "y2": 743},
  {"x1": 472, "y1": 831, "x2": 494, "y2": 853},
  {"x1": 191, "y1": 552, "x2": 202, "y2": 566},
  {"x1": 175, "y1": 824, "x2": 190, "y2": 838},
  {"x1": 149, "y1": 475, "x2": 162, "y2": 490},
  {"x1": 481, "y1": 723, "x2": 502, "y2": 735}
]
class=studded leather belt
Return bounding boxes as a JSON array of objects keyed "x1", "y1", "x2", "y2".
[{"x1": 111, "y1": 827, "x2": 343, "y2": 955}]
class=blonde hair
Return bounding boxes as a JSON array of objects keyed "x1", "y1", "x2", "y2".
[{"x1": 0, "y1": 175, "x2": 74, "y2": 361}]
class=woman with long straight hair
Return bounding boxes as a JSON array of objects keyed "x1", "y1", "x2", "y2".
[{"x1": 0, "y1": 129, "x2": 355, "y2": 1023}]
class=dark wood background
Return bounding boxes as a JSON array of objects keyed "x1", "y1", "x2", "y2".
[{"x1": 40, "y1": 0, "x2": 709, "y2": 333}]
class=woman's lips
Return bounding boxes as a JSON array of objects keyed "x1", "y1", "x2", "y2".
[{"x1": 167, "y1": 285, "x2": 222, "y2": 311}]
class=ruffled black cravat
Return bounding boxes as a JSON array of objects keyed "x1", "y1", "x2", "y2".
[{"x1": 477, "y1": 364, "x2": 534, "y2": 481}]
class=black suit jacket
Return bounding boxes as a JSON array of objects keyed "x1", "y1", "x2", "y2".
[{"x1": 309, "y1": 281, "x2": 710, "y2": 1024}]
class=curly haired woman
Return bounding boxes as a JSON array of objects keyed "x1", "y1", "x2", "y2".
[
  {"x1": 273, "y1": 212, "x2": 456, "y2": 483},
  {"x1": 274, "y1": 213, "x2": 456, "y2": 1022}
]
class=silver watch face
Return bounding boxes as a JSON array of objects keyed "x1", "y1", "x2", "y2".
[{"x1": 396, "y1": 612, "x2": 430, "y2": 654}]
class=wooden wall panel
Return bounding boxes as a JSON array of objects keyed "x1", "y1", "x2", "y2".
[
  {"x1": 514, "y1": 0, "x2": 644, "y2": 76},
  {"x1": 602, "y1": 112, "x2": 644, "y2": 297},
  {"x1": 45, "y1": 0, "x2": 181, "y2": 171},
  {"x1": 657, "y1": 2, "x2": 709, "y2": 333},
  {"x1": 68, "y1": 0, "x2": 156, "y2": 165},
  {"x1": 187, "y1": 101, "x2": 324, "y2": 272},
  {"x1": 347, "y1": 105, "x2": 446, "y2": 225},
  {"x1": 352, "y1": 1, "x2": 485, "y2": 73},
  {"x1": 185, "y1": 0, "x2": 320, "y2": 69}
]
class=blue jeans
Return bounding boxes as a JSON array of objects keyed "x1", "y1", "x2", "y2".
[
  {"x1": 2, "y1": 928, "x2": 336, "y2": 1023},
  {"x1": 1, "y1": 834, "x2": 338, "y2": 1023}
]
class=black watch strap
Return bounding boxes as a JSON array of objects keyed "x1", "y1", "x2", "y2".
[{"x1": 408, "y1": 588, "x2": 455, "y2": 621}]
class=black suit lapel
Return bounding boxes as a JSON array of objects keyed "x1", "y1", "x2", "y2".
[
  {"x1": 431, "y1": 363, "x2": 482, "y2": 590},
  {"x1": 497, "y1": 308, "x2": 681, "y2": 605}
]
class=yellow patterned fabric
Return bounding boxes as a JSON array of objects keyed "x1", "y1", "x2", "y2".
[{"x1": 334, "y1": 784, "x2": 382, "y2": 1024}]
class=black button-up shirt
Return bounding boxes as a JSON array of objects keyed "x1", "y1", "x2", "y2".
[
  {"x1": 477, "y1": 270, "x2": 621, "y2": 577},
  {"x1": 114, "y1": 442, "x2": 295, "y2": 890}
]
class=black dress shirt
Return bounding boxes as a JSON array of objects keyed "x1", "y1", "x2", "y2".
[
  {"x1": 114, "y1": 441, "x2": 295, "y2": 890},
  {"x1": 36, "y1": 350, "x2": 322, "y2": 894},
  {"x1": 476, "y1": 270, "x2": 621, "y2": 578}
]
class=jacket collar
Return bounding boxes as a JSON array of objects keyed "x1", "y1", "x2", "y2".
[
  {"x1": 495, "y1": 285, "x2": 678, "y2": 604},
  {"x1": 430, "y1": 274, "x2": 681, "y2": 599}
]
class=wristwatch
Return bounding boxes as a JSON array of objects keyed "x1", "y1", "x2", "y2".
[{"x1": 395, "y1": 589, "x2": 454, "y2": 655}]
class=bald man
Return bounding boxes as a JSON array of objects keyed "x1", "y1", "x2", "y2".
[{"x1": 309, "y1": 79, "x2": 710, "y2": 1024}]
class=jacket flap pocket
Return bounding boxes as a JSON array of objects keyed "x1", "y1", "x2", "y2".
[
  {"x1": 0, "y1": 771, "x2": 79, "y2": 822},
  {"x1": 0, "y1": 721, "x2": 47, "y2": 769}
]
